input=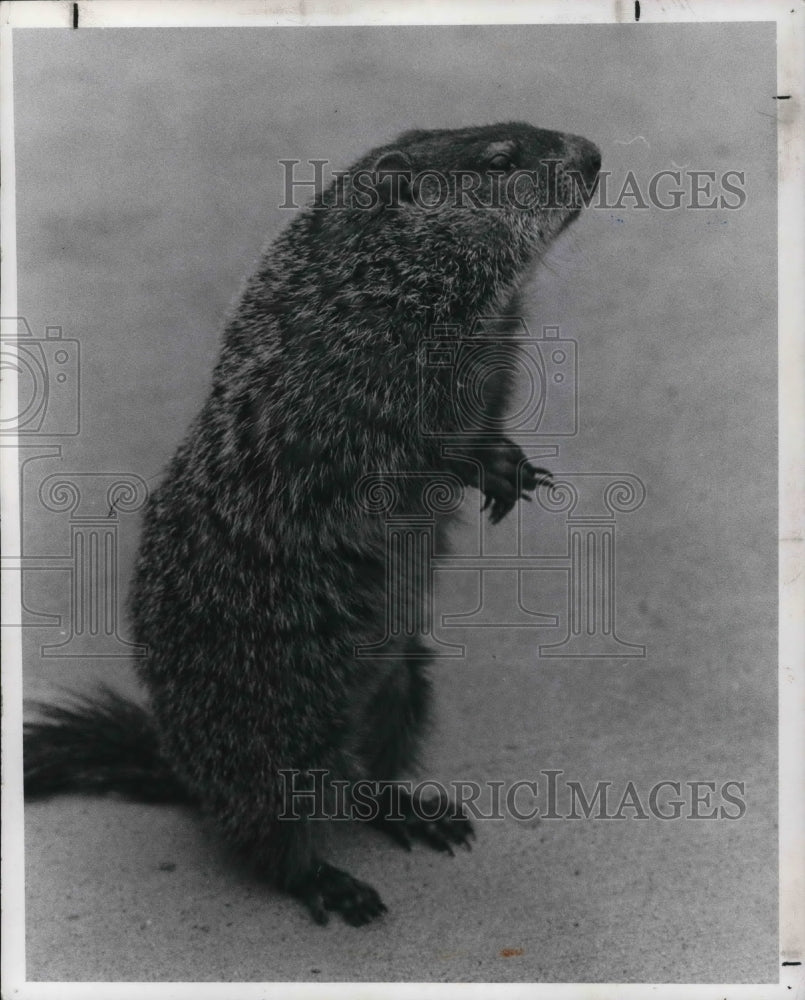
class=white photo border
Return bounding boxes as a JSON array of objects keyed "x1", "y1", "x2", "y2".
[{"x1": 1, "y1": 1, "x2": 801, "y2": 998}]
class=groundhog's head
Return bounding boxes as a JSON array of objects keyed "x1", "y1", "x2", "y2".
[
  {"x1": 295, "y1": 123, "x2": 600, "y2": 321},
  {"x1": 368, "y1": 123, "x2": 598, "y2": 225}
]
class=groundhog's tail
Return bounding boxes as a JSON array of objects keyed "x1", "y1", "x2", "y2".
[{"x1": 24, "y1": 686, "x2": 194, "y2": 805}]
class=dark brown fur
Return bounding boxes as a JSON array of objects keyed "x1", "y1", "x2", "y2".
[{"x1": 25, "y1": 124, "x2": 600, "y2": 925}]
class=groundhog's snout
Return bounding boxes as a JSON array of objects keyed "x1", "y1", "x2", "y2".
[
  {"x1": 569, "y1": 137, "x2": 601, "y2": 185},
  {"x1": 557, "y1": 132, "x2": 601, "y2": 184},
  {"x1": 585, "y1": 145, "x2": 602, "y2": 182}
]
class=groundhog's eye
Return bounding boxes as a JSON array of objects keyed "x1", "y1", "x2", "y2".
[{"x1": 488, "y1": 153, "x2": 514, "y2": 171}]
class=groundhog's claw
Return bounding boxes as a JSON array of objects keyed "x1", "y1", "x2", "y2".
[
  {"x1": 524, "y1": 462, "x2": 553, "y2": 488},
  {"x1": 371, "y1": 788, "x2": 475, "y2": 855},
  {"x1": 480, "y1": 441, "x2": 552, "y2": 523}
]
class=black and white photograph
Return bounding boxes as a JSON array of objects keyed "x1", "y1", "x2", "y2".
[{"x1": 1, "y1": 0, "x2": 802, "y2": 994}]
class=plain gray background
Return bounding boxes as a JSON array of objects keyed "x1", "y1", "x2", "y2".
[{"x1": 14, "y1": 24, "x2": 777, "y2": 982}]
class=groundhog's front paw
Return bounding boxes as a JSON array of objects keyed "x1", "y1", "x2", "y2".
[{"x1": 481, "y1": 440, "x2": 552, "y2": 524}]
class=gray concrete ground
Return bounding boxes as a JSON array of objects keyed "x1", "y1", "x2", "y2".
[{"x1": 14, "y1": 23, "x2": 777, "y2": 983}]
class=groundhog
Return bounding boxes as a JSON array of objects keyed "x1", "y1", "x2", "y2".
[{"x1": 25, "y1": 123, "x2": 600, "y2": 925}]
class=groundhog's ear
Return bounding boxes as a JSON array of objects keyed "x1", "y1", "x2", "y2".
[{"x1": 371, "y1": 150, "x2": 414, "y2": 209}]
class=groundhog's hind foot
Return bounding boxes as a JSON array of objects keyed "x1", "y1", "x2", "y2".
[
  {"x1": 371, "y1": 787, "x2": 475, "y2": 855},
  {"x1": 293, "y1": 861, "x2": 387, "y2": 927}
]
